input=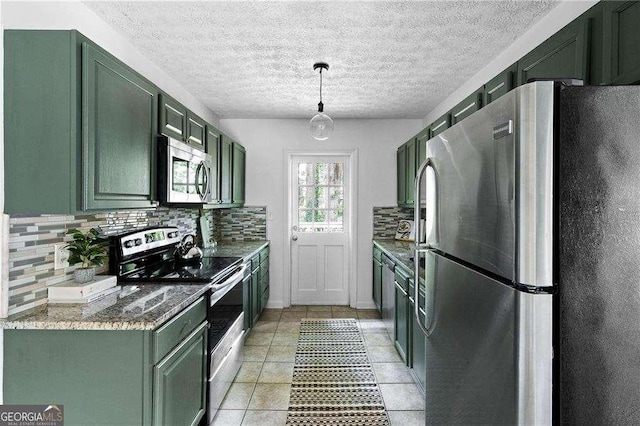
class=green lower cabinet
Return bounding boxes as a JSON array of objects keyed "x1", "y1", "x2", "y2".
[
  {"x1": 153, "y1": 322, "x2": 207, "y2": 426},
  {"x1": 251, "y1": 267, "x2": 260, "y2": 325},
  {"x1": 3, "y1": 298, "x2": 208, "y2": 426},
  {"x1": 373, "y1": 256, "x2": 382, "y2": 314},
  {"x1": 394, "y1": 281, "x2": 410, "y2": 364}
]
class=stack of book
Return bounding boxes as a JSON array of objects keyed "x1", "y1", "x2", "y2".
[{"x1": 48, "y1": 275, "x2": 119, "y2": 304}]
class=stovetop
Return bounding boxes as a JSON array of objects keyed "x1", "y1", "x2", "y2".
[
  {"x1": 109, "y1": 226, "x2": 242, "y2": 284},
  {"x1": 120, "y1": 256, "x2": 242, "y2": 284}
]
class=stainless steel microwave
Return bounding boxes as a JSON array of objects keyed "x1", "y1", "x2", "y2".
[{"x1": 157, "y1": 135, "x2": 213, "y2": 204}]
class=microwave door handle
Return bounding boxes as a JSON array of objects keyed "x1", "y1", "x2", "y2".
[
  {"x1": 202, "y1": 162, "x2": 212, "y2": 201},
  {"x1": 195, "y1": 162, "x2": 204, "y2": 199}
]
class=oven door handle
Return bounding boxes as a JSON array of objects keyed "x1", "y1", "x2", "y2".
[{"x1": 209, "y1": 264, "x2": 248, "y2": 305}]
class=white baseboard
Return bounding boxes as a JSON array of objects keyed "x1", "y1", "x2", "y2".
[
  {"x1": 265, "y1": 300, "x2": 284, "y2": 309},
  {"x1": 355, "y1": 301, "x2": 377, "y2": 310}
]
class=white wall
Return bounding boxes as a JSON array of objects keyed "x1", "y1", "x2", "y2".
[
  {"x1": 423, "y1": 0, "x2": 599, "y2": 125},
  {"x1": 219, "y1": 119, "x2": 423, "y2": 309},
  {"x1": 1, "y1": 1, "x2": 219, "y2": 126}
]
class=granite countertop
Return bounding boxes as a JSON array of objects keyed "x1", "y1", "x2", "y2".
[
  {"x1": 202, "y1": 240, "x2": 269, "y2": 260},
  {"x1": 0, "y1": 283, "x2": 211, "y2": 331},
  {"x1": 373, "y1": 239, "x2": 415, "y2": 270},
  {"x1": 0, "y1": 240, "x2": 269, "y2": 331}
]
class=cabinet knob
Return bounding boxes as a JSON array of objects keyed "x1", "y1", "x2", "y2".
[{"x1": 292, "y1": 236, "x2": 298, "y2": 241}]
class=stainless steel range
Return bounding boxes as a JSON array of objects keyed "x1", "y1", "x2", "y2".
[{"x1": 109, "y1": 226, "x2": 245, "y2": 425}]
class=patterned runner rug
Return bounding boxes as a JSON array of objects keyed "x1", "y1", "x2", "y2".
[{"x1": 285, "y1": 319, "x2": 390, "y2": 426}]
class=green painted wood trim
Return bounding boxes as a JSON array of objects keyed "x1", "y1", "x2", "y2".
[
  {"x1": 430, "y1": 113, "x2": 451, "y2": 137},
  {"x1": 153, "y1": 297, "x2": 206, "y2": 362},
  {"x1": 451, "y1": 88, "x2": 483, "y2": 125},
  {"x1": 484, "y1": 63, "x2": 517, "y2": 106}
]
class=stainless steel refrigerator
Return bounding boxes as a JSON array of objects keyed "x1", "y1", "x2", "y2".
[{"x1": 413, "y1": 81, "x2": 640, "y2": 425}]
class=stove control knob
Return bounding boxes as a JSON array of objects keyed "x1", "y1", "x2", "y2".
[
  {"x1": 168, "y1": 232, "x2": 178, "y2": 239},
  {"x1": 145, "y1": 235, "x2": 153, "y2": 243},
  {"x1": 135, "y1": 238, "x2": 143, "y2": 246},
  {"x1": 124, "y1": 240, "x2": 135, "y2": 248}
]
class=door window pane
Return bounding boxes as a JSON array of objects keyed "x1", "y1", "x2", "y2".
[{"x1": 296, "y1": 161, "x2": 344, "y2": 233}]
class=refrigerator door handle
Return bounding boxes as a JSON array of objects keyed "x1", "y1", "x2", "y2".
[{"x1": 414, "y1": 157, "x2": 436, "y2": 336}]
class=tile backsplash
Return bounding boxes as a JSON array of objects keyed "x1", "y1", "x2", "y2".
[
  {"x1": 373, "y1": 206, "x2": 414, "y2": 239},
  {"x1": 212, "y1": 206, "x2": 267, "y2": 242},
  {"x1": 7, "y1": 208, "x2": 202, "y2": 317}
]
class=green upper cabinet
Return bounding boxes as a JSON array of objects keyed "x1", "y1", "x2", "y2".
[
  {"x1": 484, "y1": 63, "x2": 517, "y2": 106},
  {"x1": 4, "y1": 30, "x2": 157, "y2": 214},
  {"x1": 82, "y1": 43, "x2": 157, "y2": 210},
  {"x1": 451, "y1": 89, "x2": 483, "y2": 126},
  {"x1": 416, "y1": 127, "x2": 429, "y2": 168},
  {"x1": 206, "y1": 126, "x2": 221, "y2": 202},
  {"x1": 405, "y1": 139, "x2": 416, "y2": 205},
  {"x1": 603, "y1": 1, "x2": 640, "y2": 84},
  {"x1": 430, "y1": 113, "x2": 451, "y2": 137},
  {"x1": 186, "y1": 112, "x2": 207, "y2": 151},
  {"x1": 517, "y1": 17, "x2": 591, "y2": 85},
  {"x1": 397, "y1": 144, "x2": 407, "y2": 207},
  {"x1": 219, "y1": 136, "x2": 234, "y2": 205},
  {"x1": 158, "y1": 93, "x2": 187, "y2": 141},
  {"x1": 232, "y1": 142, "x2": 246, "y2": 205}
]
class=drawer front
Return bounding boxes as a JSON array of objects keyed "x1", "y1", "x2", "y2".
[
  {"x1": 154, "y1": 297, "x2": 206, "y2": 362},
  {"x1": 259, "y1": 246, "x2": 270, "y2": 263}
]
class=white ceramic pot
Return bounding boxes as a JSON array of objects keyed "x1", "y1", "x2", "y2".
[{"x1": 73, "y1": 267, "x2": 95, "y2": 284}]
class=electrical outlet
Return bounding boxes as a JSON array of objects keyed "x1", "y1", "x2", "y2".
[{"x1": 54, "y1": 243, "x2": 69, "y2": 270}]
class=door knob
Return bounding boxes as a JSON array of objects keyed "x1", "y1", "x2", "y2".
[{"x1": 292, "y1": 235, "x2": 298, "y2": 241}]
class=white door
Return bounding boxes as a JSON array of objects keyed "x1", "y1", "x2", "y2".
[{"x1": 290, "y1": 155, "x2": 350, "y2": 305}]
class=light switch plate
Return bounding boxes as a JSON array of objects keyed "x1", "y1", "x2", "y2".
[{"x1": 54, "y1": 243, "x2": 69, "y2": 270}]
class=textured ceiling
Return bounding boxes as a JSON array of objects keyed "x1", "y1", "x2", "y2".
[{"x1": 84, "y1": 1, "x2": 559, "y2": 119}]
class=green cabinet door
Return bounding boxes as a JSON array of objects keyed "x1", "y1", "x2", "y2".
[
  {"x1": 82, "y1": 42, "x2": 157, "y2": 210},
  {"x1": 153, "y1": 322, "x2": 207, "y2": 426},
  {"x1": 243, "y1": 273, "x2": 252, "y2": 330},
  {"x1": 186, "y1": 112, "x2": 206, "y2": 151},
  {"x1": 518, "y1": 17, "x2": 590, "y2": 85},
  {"x1": 206, "y1": 126, "x2": 221, "y2": 202},
  {"x1": 394, "y1": 281, "x2": 409, "y2": 364},
  {"x1": 397, "y1": 144, "x2": 407, "y2": 206},
  {"x1": 430, "y1": 113, "x2": 451, "y2": 137},
  {"x1": 451, "y1": 89, "x2": 483, "y2": 126},
  {"x1": 484, "y1": 63, "x2": 517, "y2": 106},
  {"x1": 251, "y1": 269, "x2": 260, "y2": 325},
  {"x1": 232, "y1": 142, "x2": 246, "y2": 205},
  {"x1": 405, "y1": 139, "x2": 417, "y2": 205},
  {"x1": 373, "y1": 256, "x2": 382, "y2": 313},
  {"x1": 159, "y1": 93, "x2": 187, "y2": 141},
  {"x1": 220, "y1": 136, "x2": 233, "y2": 204},
  {"x1": 603, "y1": 1, "x2": 640, "y2": 84},
  {"x1": 416, "y1": 127, "x2": 429, "y2": 167}
]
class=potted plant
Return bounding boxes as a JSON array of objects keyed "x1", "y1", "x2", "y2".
[{"x1": 65, "y1": 228, "x2": 108, "y2": 283}]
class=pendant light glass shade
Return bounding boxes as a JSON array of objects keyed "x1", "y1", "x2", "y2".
[
  {"x1": 309, "y1": 112, "x2": 334, "y2": 140},
  {"x1": 310, "y1": 62, "x2": 333, "y2": 141}
]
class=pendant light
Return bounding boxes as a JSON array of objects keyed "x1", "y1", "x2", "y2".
[{"x1": 309, "y1": 62, "x2": 334, "y2": 141}]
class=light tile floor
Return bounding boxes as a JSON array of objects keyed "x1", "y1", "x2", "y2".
[{"x1": 211, "y1": 306, "x2": 426, "y2": 426}]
